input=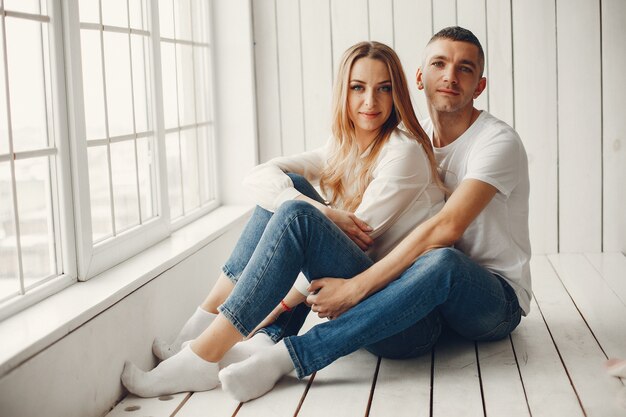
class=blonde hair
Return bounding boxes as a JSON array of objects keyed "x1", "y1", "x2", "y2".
[{"x1": 320, "y1": 41, "x2": 444, "y2": 211}]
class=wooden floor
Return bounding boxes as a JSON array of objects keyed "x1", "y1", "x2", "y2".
[{"x1": 107, "y1": 253, "x2": 626, "y2": 417}]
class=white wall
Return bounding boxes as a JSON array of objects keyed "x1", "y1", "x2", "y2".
[
  {"x1": 0, "y1": 225, "x2": 242, "y2": 417},
  {"x1": 251, "y1": 0, "x2": 626, "y2": 255}
]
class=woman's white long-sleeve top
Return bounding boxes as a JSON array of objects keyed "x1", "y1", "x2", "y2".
[{"x1": 243, "y1": 128, "x2": 445, "y2": 292}]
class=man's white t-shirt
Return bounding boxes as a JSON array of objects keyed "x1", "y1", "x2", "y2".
[{"x1": 422, "y1": 111, "x2": 532, "y2": 315}]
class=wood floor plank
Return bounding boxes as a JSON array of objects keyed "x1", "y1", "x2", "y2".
[
  {"x1": 548, "y1": 253, "x2": 626, "y2": 359},
  {"x1": 296, "y1": 348, "x2": 378, "y2": 417},
  {"x1": 174, "y1": 389, "x2": 239, "y2": 417},
  {"x1": 477, "y1": 337, "x2": 530, "y2": 417},
  {"x1": 106, "y1": 393, "x2": 189, "y2": 417},
  {"x1": 510, "y1": 297, "x2": 584, "y2": 417},
  {"x1": 532, "y1": 255, "x2": 624, "y2": 416},
  {"x1": 432, "y1": 332, "x2": 483, "y2": 417},
  {"x1": 585, "y1": 252, "x2": 626, "y2": 308},
  {"x1": 368, "y1": 354, "x2": 431, "y2": 417}
]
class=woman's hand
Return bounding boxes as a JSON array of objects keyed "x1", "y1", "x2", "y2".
[
  {"x1": 306, "y1": 278, "x2": 365, "y2": 319},
  {"x1": 324, "y1": 207, "x2": 374, "y2": 251}
]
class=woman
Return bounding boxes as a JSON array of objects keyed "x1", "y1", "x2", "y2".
[{"x1": 121, "y1": 41, "x2": 444, "y2": 397}]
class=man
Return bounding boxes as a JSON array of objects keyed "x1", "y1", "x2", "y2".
[{"x1": 219, "y1": 26, "x2": 531, "y2": 402}]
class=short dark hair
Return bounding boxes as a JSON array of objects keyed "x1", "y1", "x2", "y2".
[{"x1": 428, "y1": 26, "x2": 485, "y2": 75}]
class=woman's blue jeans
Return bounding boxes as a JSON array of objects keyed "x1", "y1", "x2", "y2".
[{"x1": 219, "y1": 175, "x2": 522, "y2": 378}]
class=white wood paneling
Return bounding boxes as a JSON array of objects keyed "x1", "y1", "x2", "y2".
[
  {"x1": 548, "y1": 253, "x2": 626, "y2": 359},
  {"x1": 297, "y1": 349, "x2": 378, "y2": 416},
  {"x1": 252, "y1": 0, "x2": 282, "y2": 162},
  {"x1": 586, "y1": 252, "x2": 626, "y2": 307},
  {"x1": 485, "y1": 0, "x2": 513, "y2": 126},
  {"x1": 393, "y1": 0, "x2": 432, "y2": 120},
  {"x1": 557, "y1": 0, "x2": 602, "y2": 252},
  {"x1": 511, "y1": 298, "x2": 585, "y2": 417},
  {"x1": 432, "y1": 0, "x2": 457, "y2": 32},
  {"x1": 369, "y1": 355, "x2": 431, "y2": 417},
  {"x1": 477, "y1": 338, "x2": 530, "y2": 417},
  {"x1": 601, "y1": 0, "x2": 626, "y2": 253},
  {"x1": 276, "y1": 0, "x2": 306, "y2": 156},
  {"x1": 330, "y1": 0, "x2": 369, "y2": 73},
  {"x1": 176, "y1": 389, "x2": 239, "y2": 417},
  {"x1": 532, "y1": 256, "x2": 624, "y2": 416},
  {"x1": 106, "y1": 393, "x2": 189, "y2": 417},
  {"x1": 368, "y1": 0, "x2": 395, "y2": 47},
  {"x1": 432, "y1": 334, "x2": 483, "y2": 417},
  {"x1": 457, "y1": 0, "x2": 488, "y2": 112},
  {"x1": 300, "y1": 0, "x2": 333, "y2": 151},
  {"x1": 512, "y1": 0, "x2": 558, "y2": 254}
]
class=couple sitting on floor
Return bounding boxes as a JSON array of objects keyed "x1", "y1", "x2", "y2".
[{"x1": 121, "y1": 26, "x2": 532, "y2": 403}]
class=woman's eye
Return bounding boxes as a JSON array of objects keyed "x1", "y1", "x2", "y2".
[
  {"x1": 350, "y1": 84, "x2": 363, "y2": 91},
  {"x1": 379, "y1": 85, "x2": 392, "y2": 92}
]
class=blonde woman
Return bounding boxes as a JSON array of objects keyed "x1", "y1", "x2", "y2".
[{"x1": 121, "y1": 41, "x2": 444, "y2": 397}]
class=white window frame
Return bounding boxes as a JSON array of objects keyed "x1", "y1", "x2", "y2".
[
  {"x1": 62, "y1": 0, "x2": 219, "y2": 281},
  {"x1": 0, "y1": 0, "x2": 77, "y2": 321}
]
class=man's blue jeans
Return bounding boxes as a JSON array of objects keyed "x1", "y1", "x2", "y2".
[{"x1": 219, "y1": 175, "x2": 522, "y2": 378}]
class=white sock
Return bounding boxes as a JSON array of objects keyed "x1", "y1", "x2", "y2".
[
  {"x1": 219, "y1": 333, "x2": 275, "y2": 369},
  {"x1": 605, "y1": 359, "x2": 626, "y2": 378},
  {"x1": 219, "y1": 340, "x2": 295, "y2": 402},
  {"x1": 122, "y1": 345, "x2": 219, "y2": 397},
  {"x1": 153, "y1": 307, "x2": 217, "y2": 360}
]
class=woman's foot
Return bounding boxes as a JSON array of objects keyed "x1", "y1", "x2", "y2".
[
  {"x1": 219, "y1": 341, "x2": 294, "y2": 402},
  {"x1": 122, "y1": 345, "x2": 219, "y2": 397},
  {"x1": 152, "y1": 307, "x2": 217, "y2": 360}
]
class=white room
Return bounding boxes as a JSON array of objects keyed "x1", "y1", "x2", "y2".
[{"x1": 0, "y1": 0, "x2": 624, "y2": 416}]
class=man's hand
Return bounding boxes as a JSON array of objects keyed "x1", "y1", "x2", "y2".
[
  {"x1": 306, "y1": 278, "x2": 365, "y2": 319},
  {"x1": 324, "y1": 208, "x2": 373, "y2": 250}
]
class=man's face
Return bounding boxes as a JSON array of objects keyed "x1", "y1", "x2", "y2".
[{"x1": 416, "y1": 39, "x2": 486, "y2": 114}]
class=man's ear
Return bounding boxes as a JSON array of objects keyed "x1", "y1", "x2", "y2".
[
  {"x1": 473, "y1": 76, "x2": 487, "y2": 98},
  {"x1": 416, "y1": 68, "x2": 424, "y2": 90}
]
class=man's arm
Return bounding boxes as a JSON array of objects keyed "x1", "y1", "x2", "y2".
[{"x1": 307, "y1": 179, "x2": 498, "y2": 318}]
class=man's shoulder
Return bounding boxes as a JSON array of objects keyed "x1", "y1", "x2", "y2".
[{"x1": 473, "y1": 112, "x2": 523, "y2": 147}]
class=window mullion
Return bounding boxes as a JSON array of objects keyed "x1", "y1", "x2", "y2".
[
  {"x1": 125, "y1": 0, "x2": 142, "y2": 225},
  {"x1": 97, "y1": 0, "x2": 116, "y2": 236}
]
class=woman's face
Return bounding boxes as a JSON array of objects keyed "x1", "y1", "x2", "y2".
[{"x1": 347, "y1": 57, "x2": 394, "y2": 142}]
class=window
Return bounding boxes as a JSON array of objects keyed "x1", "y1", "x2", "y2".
[{"x1": 0, "y1": 0, "x2": 218, "y2": 319}]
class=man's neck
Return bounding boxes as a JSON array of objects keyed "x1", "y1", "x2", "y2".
[{"x1": 430, "y1": 106, "x2": 480, "y2": 148}]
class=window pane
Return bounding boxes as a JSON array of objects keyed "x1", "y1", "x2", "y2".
[
  {"x1": 6, "y1": 18, "x2": 48, "y2": 153},
  {"x1": 81, "y1": 29, "x2": 106, "y2": 140},
  {"x1": 191, "y1": 0, "x2": 210, "y2": 43},
  {"x1": 102, "y1": 0, "x2": 128, "y2": 28},
  {"x1": 0, "y1": 162, "x2": 19, "y2": 299},
  {"x1": 4, "y1": 0, "x2": 45, "y2": 15},
  {"x1": 166, "y1": 133, "x2": 182, "y2": 218},
  {"x1": 197, "y1": 126, "x2": 213, "y2": 204},
  {"x1": 131, "y1": 35, "x2": 151, "y2": 133},
  {"x1": 174, "y1": 0, "x2": 192, "y2": 41},
  {"x1": 129, "y1": 0, "x2": 148, "y2": 31},
  {"x1": 0, "y1": 19, "x2": 9, "y2": 156},
  {"x1": 181, "y1": 128, "x2": 199, "y2": 211},
  {"x1": 159, "y1": 0, "x2": 174, "y2": 39},
  {"x1": 137, "y1": 136, "x2": 155, "y2": 221},
  {"x1": 79, "y1": 0, "x2": 100, "y2": 24},
  {"x1": 176, "y1": 44, "x2": 196, "y2": 127},
  {"x1": 193, "y1": 46, "x2": 211, "y2": 123},
  {"x1": 15, "y1": 156, "x2": 55, "y2": 286},
  {"x1": 88, "y1": 145, "x2": 113, "y2": 241},
  {"x1": 160, "y1": 43, "x2": 178, "y2": 129},
  {"x1": 111, "y1": 140, "x2": 140, "y2": 232},
  {"x1": 104, "y1": 32, "x2": 134, "y2": 137}
]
